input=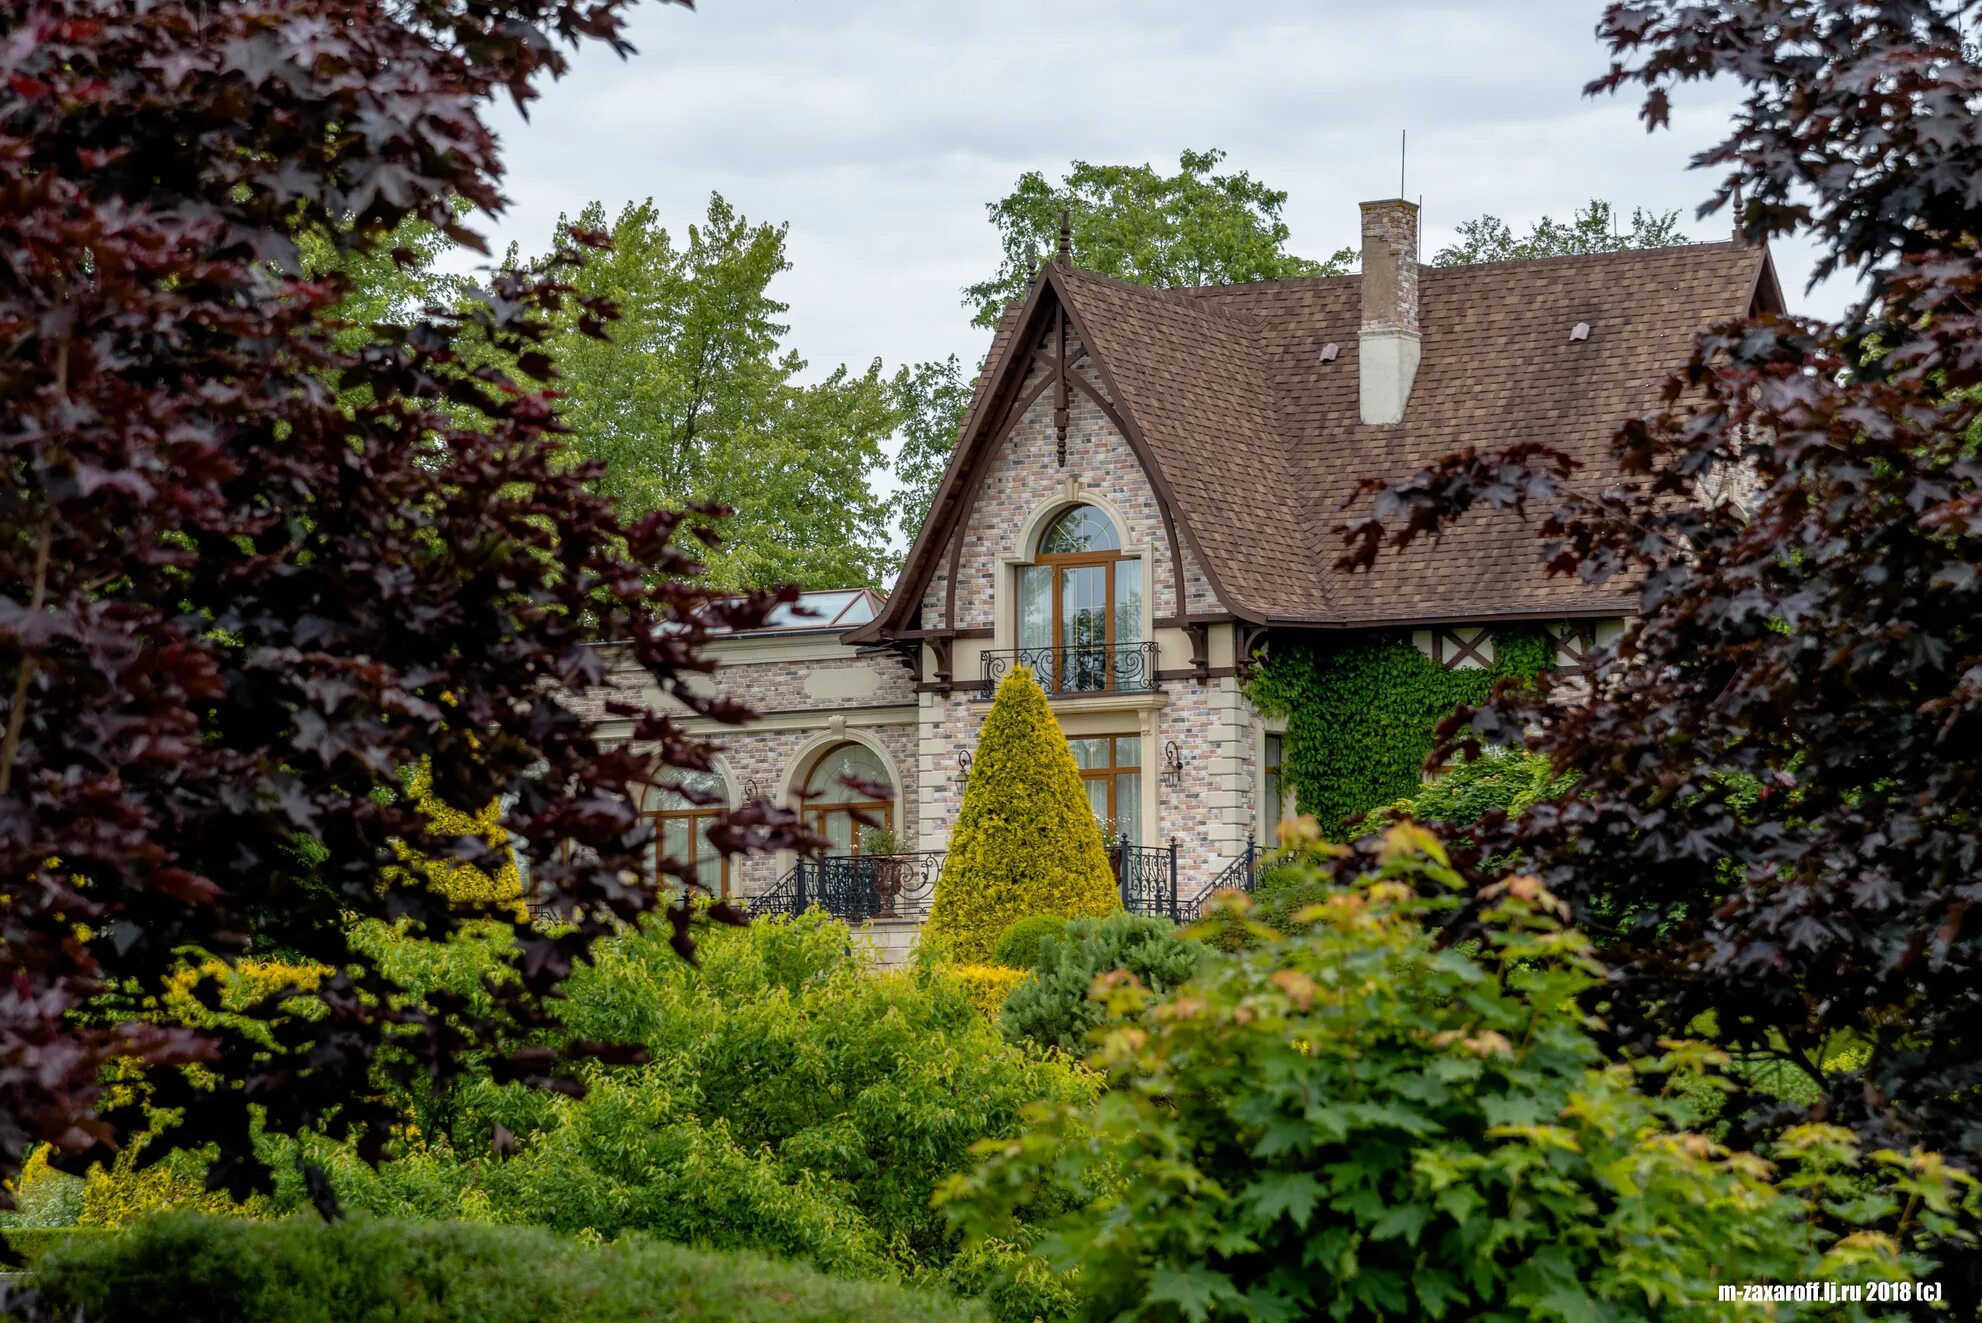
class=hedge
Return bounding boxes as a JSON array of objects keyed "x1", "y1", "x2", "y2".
[
  {"x1": 28, "y1": 1214, "x2": 987, "y2": 1323},
  {"x1": 0, "y1": 1225, "x2": 110, "y2": 1264}
]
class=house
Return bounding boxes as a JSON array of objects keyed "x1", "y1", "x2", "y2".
[{"x1": 582, "y1": 197, "x2": 1783, "y2": 949}]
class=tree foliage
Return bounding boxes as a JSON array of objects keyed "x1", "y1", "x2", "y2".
[
  {"x1": 963, "y1": 149, "x2": 1351, "y2": 330},
  {"x1": 516, "y1": 196, "x2": 898, "y2": 590},
  {"x1": 1432, "y1": 198, "x2": 1689, "y2": 266},
  {"x1": 0, "y1": 0, "x2": 813, "y2": 1208},
  {"x1": 945, "y1": 832, "x2": 1972, "y2": 1321},
  {"x1": 1334, "y1": 0, "x2": 1982, "y2": 1264},
  {"x1": 922, "y1": 669, "x2": 1120, "y2": 963},
  {"x1": 886, "y1": 353, "x2": 973, "y2": 554}
]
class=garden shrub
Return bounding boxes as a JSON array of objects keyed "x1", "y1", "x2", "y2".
[
  {"x1": 1366, "y1": 744, "x2": 1570, "y2": 832},
  {"x1": 997, "y1": 911, "x2": 1203, "y2": 1054},
  {"x1": 991, "y1": 914, "x2": 1069, "y2": 970},
  {"x1": 923, "y1": 668, "x2": 1118, "y2": 963},
  {"x1": 950, "y1": 963, "x2": 1027, "y2": 1018},
  {"x1": 944, "y1": 827, "x2": 1974, "y2": 1321},
  {"x1": 0, "y1": 1225, "x2": 109, "y2": 1264},
  {"x1": 0, "y1": 1145, "x2": 84, "y2": 1228},
  {"x1": 79, "y1": 1140, "x2": 267, "y2": 1228},
  {"x1": 232, "y1": 910, "x2": 1097, "y2": 1306},
  {"x1": 29, "y1": 1213, "x2": 986, "y2": 1323}
]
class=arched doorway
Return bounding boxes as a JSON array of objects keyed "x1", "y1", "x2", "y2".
[{"x1": 800, "y1": 742, "x2": 894, "y2": 855}]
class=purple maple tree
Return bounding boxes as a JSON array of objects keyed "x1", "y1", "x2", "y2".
[
  {"x1": 0, "y1": 0, "x2": 808, "y2": 1206},
  {"x1": 1341, "y1": 0, "x2": 1982, "y2": 1194}
]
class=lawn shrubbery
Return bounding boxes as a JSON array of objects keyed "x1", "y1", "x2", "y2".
[
  {"x1": 997, "y1": 912, "x2": 1202, "y2": 1054},
  {"x1": 991, "y1": 914, "x2": 1069, "y2": 970},
  {"x1": 32, "y1": 909, "x2": 1092, "y2": 1320},
  {"x1": 283, "y1": 912, "x2": 1095, "y2": 1283},
  {"x1": 25, "y1": 1214, "x2": 984, "y2": 1323},
  {"x1": 945, "y1": 828, "x2": 1973, "y2": 1320}
]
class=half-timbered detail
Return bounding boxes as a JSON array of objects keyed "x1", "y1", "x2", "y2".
[{"x1": 578, "y1": 196, "x2": 1785, "y2": 963}]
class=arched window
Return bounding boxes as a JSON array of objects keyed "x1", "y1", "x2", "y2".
[
  {"x1": 1018, "y1": 504, "x2": 1144, "y2": 694},
  {"x1": 801, "y1": 743, "x2": 893, "y2": 855},
  {"x1": 645, "y1": 768, "x2": 729, "y2": 896}
]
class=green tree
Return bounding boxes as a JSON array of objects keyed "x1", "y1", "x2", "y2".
[
  {"x1": 923, "y1": 669, "x2": 1120, "y2": 963},
  {"x1": 1432, "y1": 197, "x2": 1689, "y2": 266},
  {"x1": 886, "y1": 354, "x2": 972, "y2": 550},
  {"x1": 963, "y1": 148, "x2": 1353, "y2": 329},
  {"x1": 522, "y1": 195, "x2": 897, "y2": 589}
]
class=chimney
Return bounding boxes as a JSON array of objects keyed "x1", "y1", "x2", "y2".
[{"x1": 1358, "y1": 198, "x2": 1420, "y2": 425}]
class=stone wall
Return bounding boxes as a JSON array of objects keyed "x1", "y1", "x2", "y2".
[{"x1": 922, "y1": 331, "x2": 1218, "y2": 631}]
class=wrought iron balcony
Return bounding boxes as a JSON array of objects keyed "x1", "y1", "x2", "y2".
[
  {"x1": 979, "y1": 642, "x2": 1160, "y2": 700},
  {"x1": 748, "y1": 851, "x2": 944, "y2": 924}
]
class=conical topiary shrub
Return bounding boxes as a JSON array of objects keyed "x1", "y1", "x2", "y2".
[{"x1": 921, "y1": 667, "x2": 1120, "y2": 962}]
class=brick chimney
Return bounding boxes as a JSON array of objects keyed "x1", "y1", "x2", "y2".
[{"x1": 1359, "y1": 198, "x2": 1420, "y2": 425}]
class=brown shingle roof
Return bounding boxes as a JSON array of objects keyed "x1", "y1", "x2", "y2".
[{"x1": 854, "y1": 240, "x2": 1775, "y2": 640}]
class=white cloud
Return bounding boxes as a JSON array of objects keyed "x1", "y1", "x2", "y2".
[{"x1": 456, "y1": 0, "x2": 1858, "y2": 507}]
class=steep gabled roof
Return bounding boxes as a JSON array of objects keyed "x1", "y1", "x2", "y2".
[{"x1": 852, "y1": 239, "x2": 1779, "y2": 642}]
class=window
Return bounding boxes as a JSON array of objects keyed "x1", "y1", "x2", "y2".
[
  {"x1": 1018, "y1": 505, "x2": 1145, "y2": 694},
  {"x1": 801, "y1": 742, "x2": 893, "y2": 855},
  {"x1": 1069, "y1": 733, "x2": 1141, "y2": 845},
  {"x1": 646, "y1": 768, "x2": 729, "y2": 895},
  {"x1": 1264, "y1": 733, "x2": 1286, "y2": 845}
]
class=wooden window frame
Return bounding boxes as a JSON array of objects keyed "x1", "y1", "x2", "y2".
[
  {"x1": 1030, "y1": 507, "x2": 1139, "y2": 693},
  {"x1": 801, "y1": 744, "x2": 894, "y2": 855}
]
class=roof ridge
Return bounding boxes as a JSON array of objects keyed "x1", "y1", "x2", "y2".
[
  {"x1": 1421, "y1": 237, "x2": 1747, "y2": 276},
  {"x1": 1057, "y1": 264, "x2": 1267, "y2": 333}
]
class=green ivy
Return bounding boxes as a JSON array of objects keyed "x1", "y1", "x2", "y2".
[{"x1": 1246, "y1": 628, "x2": 1553, "y2": 836}]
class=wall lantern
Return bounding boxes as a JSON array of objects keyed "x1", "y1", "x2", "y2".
[
  {"x1": 1160, "y1": 740, "x2": 1185, "y2": 788},
  {"x1": 955, "y1": 748, "x2": 973, "y2": 783}
]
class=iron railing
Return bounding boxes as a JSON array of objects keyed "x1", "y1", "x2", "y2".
[
  {"x1": 747, "y1": 850, "x2": 945, "y2": 924},
  {"x1": 1110, "y1": 835, "x2": 1179, "y2": 920},
  {"x1": 1177, "y1": 836, "x2": 1262, "y2": 921},
  {"x1": 979, "y1": 641, "x2": 1160, "y2": 700}
]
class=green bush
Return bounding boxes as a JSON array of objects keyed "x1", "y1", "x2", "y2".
[
  {"x1": 945, "y1": 828, "x2": 1974, "y2": 1321},
  {"x1": 923, "y1": 668, "x2": 1118, "y2": 963},
  {"x1": 1363, "y1": 745, "x2": 1572, "y2": 834},
  {"x1": 991, "y1": 914, "x2": 1069, "y2": 970},
  {"x1": 239, "y1": 910, "x2": 1096, "y2": 1309},
  {"x1": 29, "y1": 1214, "x2": 985, "y2": 1323},
  {"x1": 0, "y1": 1225, "x2": 110, "y2": 1264},
  {"x1": 997, "y1": 912, "x2": 1203, "y2": 1054}
]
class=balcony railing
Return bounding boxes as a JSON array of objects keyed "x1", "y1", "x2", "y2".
[
  {"x1": 744, "y1": 837, "x2": 1264, "y2": 928},
  {"x1": 748, "y1": 851, "x2": 944, "y2": 924},
  {"x1": 979, "y1": 641, "x2": 1160, "y2": 700}
]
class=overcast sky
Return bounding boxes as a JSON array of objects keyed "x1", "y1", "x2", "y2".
[{"x1": 464, "y1": 0, "x2": 1851, "y2": 450}]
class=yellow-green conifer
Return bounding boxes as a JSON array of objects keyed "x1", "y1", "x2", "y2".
[{"x1": 922, "y1": 668, "x2": 1119, "y2": 962}]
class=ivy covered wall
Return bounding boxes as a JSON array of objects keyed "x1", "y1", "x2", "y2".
[{"x1": 1246, "y1": 629, "x2": 1553, "y2": 837}]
